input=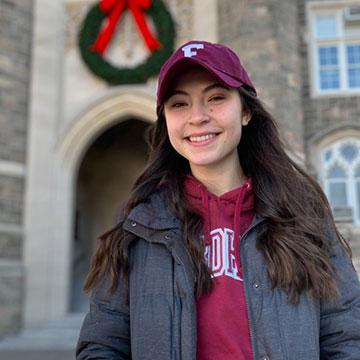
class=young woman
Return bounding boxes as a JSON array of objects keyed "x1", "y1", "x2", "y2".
[{"x1": 76, "y1": 40, "x2": 360, "y2": 360}]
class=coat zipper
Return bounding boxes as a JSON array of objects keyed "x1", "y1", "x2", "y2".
[{"x1": 240, "y1": 217, "x2": 266, "y2": 360}]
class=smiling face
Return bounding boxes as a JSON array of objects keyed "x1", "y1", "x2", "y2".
[{"x1": 163, "y1": 66, "x2": 251, "y2": 179}]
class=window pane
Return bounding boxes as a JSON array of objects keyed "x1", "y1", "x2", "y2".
[
  {"x1": 347, "y1": 45, "x2": 360, "y2": 65},
  {"x1": 348, "y1": 68, "x2": 360, "y2": 88},
  {"x1": 320, "y1": 70, "x2": 340, "y2": 89},
  {"x1": 340, "y1": 143, "x2": 358, "y2": 163},
  {"x1": 355, "y1": 166, "x2": 360, "y2": 177},
  {"x1": 319, "y1": 46, "x2": 338, "y2": 66},
  {"x1": 315, "y1": 15, "x2": 337, "y2": 38},
  {"x1": 329, "y1": 182, "x2": 347, "y2": 206},
  {"x1": 325, "y1": 149, "x2": 332, "y2": 162},
  {"x1": 327, "y1": 164, "x2": 346, "y2": 179}
]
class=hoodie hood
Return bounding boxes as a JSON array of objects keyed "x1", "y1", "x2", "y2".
[{"x1": 184, "y1": 175, "x2": 254, "y2": 246}]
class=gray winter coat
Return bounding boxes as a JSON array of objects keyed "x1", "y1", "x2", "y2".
[{"x1": 76, "y1": 189, "x2": 360, "y2": 360}]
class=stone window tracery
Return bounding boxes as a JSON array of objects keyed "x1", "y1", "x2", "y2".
[{"x1": 322, "y1": 138, "x2": 360, "y2": 224}]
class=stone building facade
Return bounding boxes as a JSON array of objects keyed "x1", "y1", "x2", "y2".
[
  {"x1": 0, "y1": 0, "x2": 33, "y2": 336},
  {"x1": 0, "y1": 0, "x2": 359, "y2": 357},
  {"x1": 300, "y1": 0, "x2": 360, "y2": 270},
  {"x1": 219, "y1": 0, "x2": 304, "y2": 155}
]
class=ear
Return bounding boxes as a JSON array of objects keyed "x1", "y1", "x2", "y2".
[{"x1": 241, "y1": 112, "x2": 252, "y2": 126}]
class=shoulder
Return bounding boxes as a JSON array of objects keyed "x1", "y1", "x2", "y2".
[{"x1": 124, "y1": 187, "x2": 181, "y2": 230}]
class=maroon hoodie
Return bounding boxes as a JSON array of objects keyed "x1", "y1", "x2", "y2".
[{"x1": 184, "y1": 175, "x2": 254, "y2": 360}]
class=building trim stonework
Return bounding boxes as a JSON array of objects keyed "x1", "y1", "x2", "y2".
[
  {"x1": 24, "y1": 0, "x2": 66, "y2": 329},
  {"x1": 24, "y1": 0, "x2": 157, "y2": 329},
  {"x1": 25, "y1": 88, "x2": 156, "y2": 327},
  {"x1": 0, "y1": 161, "x2": 26, "y2": 178},
  {"x1": 58, "y1": 90, "x2": 156, "y2": 168}
]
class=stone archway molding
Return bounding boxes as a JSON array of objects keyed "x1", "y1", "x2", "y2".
[
  {"x1": 58, "y1": 90, "x2": 156, "y2": 174},
  {"x1": 307, "y1": 123, "x2": 360, "y2": 181}
]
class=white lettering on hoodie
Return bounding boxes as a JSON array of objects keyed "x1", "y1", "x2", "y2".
[{"x1": 203, "y1": 227, "x2": 243, "y2": 281}]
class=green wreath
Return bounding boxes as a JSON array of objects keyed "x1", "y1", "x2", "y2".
[{"x1": 78, "y1": 0, "x2": 175, "y2": 85}]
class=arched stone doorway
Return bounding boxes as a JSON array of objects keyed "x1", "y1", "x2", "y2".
[
  {"x1": 24, "y1": 89, "x2": 156, "y2": 328},
  {"x1": 70, "y1": 119, "x2": 149, "y2": 312}
]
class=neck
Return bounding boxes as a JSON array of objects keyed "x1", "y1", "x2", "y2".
[{"x1": 190, "y1": 159, "x2": 247, "y2": 196}]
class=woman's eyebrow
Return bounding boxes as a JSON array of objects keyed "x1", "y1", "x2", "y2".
[
  {"x1": 203, "y1": 83, "x2": 230, "y2": 93},
  {"x1": 167, "y1": 89, "x2": 188, "y2": 98},
  {"x1": 167, "y1": 83, "x2": 229, "y2": 99}
]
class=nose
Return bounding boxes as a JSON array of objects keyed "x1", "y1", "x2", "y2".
[{"x1": 189, "y1": 102, "x2": 210, "y2": 125}]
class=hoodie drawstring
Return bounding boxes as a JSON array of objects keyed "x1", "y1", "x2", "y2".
[{"x1": 200, "y1": 186, "x2": 212, "y2": 246}]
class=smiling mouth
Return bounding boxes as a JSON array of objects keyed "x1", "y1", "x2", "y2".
[{"x1": 188, "y1": 133, "x2": 218, "y2": 143}]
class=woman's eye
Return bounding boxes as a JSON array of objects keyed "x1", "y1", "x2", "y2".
[
  {"x1": 209, "y1": 95, "x2": 225, "y2": 102},
  {"x1": 171, "y1": 101, "x2": 187, "y2": 108}
]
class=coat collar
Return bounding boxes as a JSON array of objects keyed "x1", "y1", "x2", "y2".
[
  {"x1": 123, "y1": 187, "x2": 266, "y2": 243},
  {"x1": 122, "y1": 187, "x2": 266, "y2": 291},
  {"x1": 126, "y1": 188, "x2": 181, "y2": 231}
]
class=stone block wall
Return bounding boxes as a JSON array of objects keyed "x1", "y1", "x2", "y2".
[
  {"x1": 0, "y1": 0, "x2": 33, "y2": 337},
  {"x1": 218, "y1": 0, "x2": 360, "y2": 270},
  {"x1": 298, "y1": 0, "x2": 360, "y2": 265},
  {"x1": 218, "y1": 0, "x2": 304, "y2": 155},
  {"x1": 0, "y1": 0, "x2": 33, "y2": 162}
]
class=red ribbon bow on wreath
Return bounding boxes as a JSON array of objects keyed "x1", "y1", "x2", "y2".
[{"x1": 91, "y1": 0, "x2": 162, "y2": 54}]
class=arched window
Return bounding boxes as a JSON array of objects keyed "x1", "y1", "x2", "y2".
[{"x1": 322, "y1": 139, "x2": 360, "y2": 224}]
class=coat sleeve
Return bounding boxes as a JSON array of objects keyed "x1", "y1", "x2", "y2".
[
  {"x1": 76, "y1": 274, "x2": 131, "y2": 359},
  {"x1": 320, "y1": 238, "x2": 360, "y2": 359}
]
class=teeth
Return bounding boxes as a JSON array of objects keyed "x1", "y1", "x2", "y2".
[{"x1": 189, "y1": 134, "x2": 215, "y2": 142}]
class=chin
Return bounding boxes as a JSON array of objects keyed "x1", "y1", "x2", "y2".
[{"x1": 189, "y1": 158, "x2": 219, "y2": 168}]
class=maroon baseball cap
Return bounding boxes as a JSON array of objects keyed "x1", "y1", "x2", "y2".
[{"x1": 156, "y1": 40, "x2": 257, "y2": 114}]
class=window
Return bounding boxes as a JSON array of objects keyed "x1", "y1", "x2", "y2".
[
  {"x1": 315, "y1": 15, "x2": 338, "y2": 38},
  {"x1": 309, "y1": 4, "x2": 360, "y2": 95},
  {"x1": 322, "y1": 139, "x2": 360, "y2": 224},
  {"x1": 347, "y1": 44, "x2": 360, "y2": 87},
  {"x1": 318, "y1": 46, "x2": 340, "y2": 89}
]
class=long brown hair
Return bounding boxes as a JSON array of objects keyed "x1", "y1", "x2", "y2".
[{"x1": 84, "y1": 87, "x2": 350, "y2": 303}]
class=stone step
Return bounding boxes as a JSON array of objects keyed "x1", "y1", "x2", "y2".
[
  {"x1": 0, "y1": 313, "x2": 85, "y2": 360},
  {"x1": 0, "y1": 349, "x2": 74, "y2": 360}
]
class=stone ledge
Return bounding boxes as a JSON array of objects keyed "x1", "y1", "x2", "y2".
[
  {"x1": 0, "y1": 349, "x2": 74, "y2": 360},
  {"x1": 0, "y1": 313, "x2": 84, "y2": 350},
  {"x1": 0, "y1": 260, "x2": 23, "y2": 276},
  {"x1": 0, "y1": 161, "x2": 26, "y2": 178}
]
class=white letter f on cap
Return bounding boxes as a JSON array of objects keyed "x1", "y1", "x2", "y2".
[{"x1": 182, "y1": 43, "x2": 204, "y2": 58}]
